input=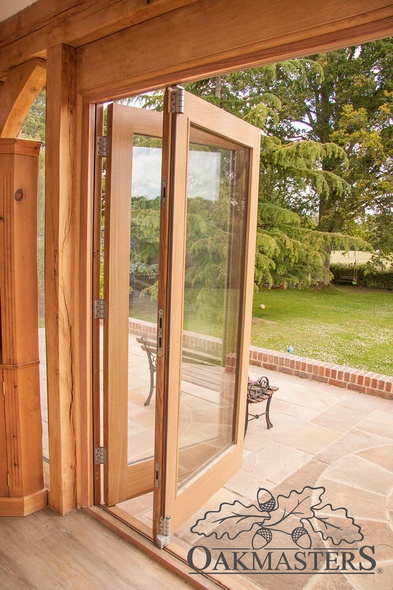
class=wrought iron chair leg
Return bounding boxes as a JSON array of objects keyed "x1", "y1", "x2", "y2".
[
  {"x1": 265, "y1": 394, "x2": 273, "y2": 429},
  {"x1": 144, "y1": 367, "x2": 156, "y2": 406},
  {"x1": 245, "y1": 401, "x2": 250, "y2": 435}
]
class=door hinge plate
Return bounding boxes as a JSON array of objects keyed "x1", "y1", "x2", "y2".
[
  {"x1": 170, "y1": 86, "x2": 184, "y2": 114},
  {"x1": 94, "y1": 299, "x2": 107, "y2": 319},
  {"x1": 157, "y1": 310, "x2": 163, "y2": 357},
  {"x1": 95, "y1": 447, "x2": 107, "y2": 464},
  {"x1": 96, "y1": 136, "x2": 110, "y2": 157},
  {"x1": 161, "y1": 177, "x2": 167, "y2": 208},
  {"x1": 156, "y1": 516, "x2": 171, "y2": 548}
]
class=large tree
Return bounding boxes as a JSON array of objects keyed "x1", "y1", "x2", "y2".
[
  {"x1": 184, "y1": 41, "x2": 393, "y2": 269},
  {"x1": 262, "y1": 41, "x2": 393, "y2": 248}
]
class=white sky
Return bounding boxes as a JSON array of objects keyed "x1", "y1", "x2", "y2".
[{"x1": 132, "y1": 147, "x2": 221, "y2": 200}]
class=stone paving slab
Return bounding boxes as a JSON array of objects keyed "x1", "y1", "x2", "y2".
[{"x1": 217, "y1": 367, "x2": 393, "y2": 589}]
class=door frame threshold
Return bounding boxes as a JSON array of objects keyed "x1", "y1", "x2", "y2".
[{"x1": 86, "y1": 506, "x2": 256, "y2": 590}]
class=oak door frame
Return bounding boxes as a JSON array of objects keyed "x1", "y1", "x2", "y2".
[{"x1": 43, "y1": 2, "x2": 393, "y2": 514}]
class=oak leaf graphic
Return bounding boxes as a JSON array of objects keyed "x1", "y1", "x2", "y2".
[
  {"x1": 190, "y1": 485, "x2": 363, "y2": 548},
  {"x1": 191, "y1": 493, "x2": 271, "y2": 541},
  {"x1": 306, "y1": 503, "x2": 364, "y2": 545}
]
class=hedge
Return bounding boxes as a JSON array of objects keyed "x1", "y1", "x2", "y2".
[{"x1": 330, "y1": 263, "x2": 393, "y2": 290}]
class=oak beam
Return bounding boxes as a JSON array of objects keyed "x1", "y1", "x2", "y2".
[
  {"x1": 45, "y1": 44, "x2": 79, "y2": 515},
  {"x1": 0, "y1": 59, "x2": 46, "y2": 138},
  {"x1": 0, "y1": 0, "x2": 198, "y2": 78},
  {"x1": 76, "y1": 0, "x2": 393, "y2": 101}
]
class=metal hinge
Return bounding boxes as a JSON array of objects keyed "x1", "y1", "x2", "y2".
[
  {"x1": 157, "y1": 310, "x2": 163, "y2": 357},
  {"x1": 161, "y1": 177, "x2": 167, "y2": 208},
  {"x1": 95, "y1": 447, "x2": 107, "y2": 465},
  {"x1": 96, "y1": 136, "x2": 110, "y2": 157},
  {"x1": 156, "y1": 516, "x2": 171, "y2": 548},
  {"x1": 94, "y1": 299, "x2": 107, "y2": 319},
  {"x1": 170, "y1": 86, "x2": 185, "y2": 114}
]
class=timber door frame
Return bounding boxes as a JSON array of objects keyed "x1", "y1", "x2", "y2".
[
  {"x1": 98, "y1": 103, "x2": 163, "y2": 508},
  {"x1": 154, "y1": 87, "x2": 261, "y2": 538},
  {"x1": 16, "y1": 0, "x2": 391, "y2": 517},
  {"x1": 92, "y1": 89, "x2": 260, "y2": 545}
]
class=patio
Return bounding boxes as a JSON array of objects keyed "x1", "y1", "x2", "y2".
[
  {"x1": 111, "y1": 342, "x2": 393, "y2": 589},
  {"x1": 36, "y1": 330, "x2": 393, "y2": 588},
  {"x1": 179, "y1": 364, "x2": 393, "y2": 588}
]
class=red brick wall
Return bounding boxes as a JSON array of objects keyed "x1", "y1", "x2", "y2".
[
  {"x1": 249, "y1": 346, "x2": 393, "y2": 400},
  {"x1": 129, "y1": 319, "x2": 393, "y2": 400}
]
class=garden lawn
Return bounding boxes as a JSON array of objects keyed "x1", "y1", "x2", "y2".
[{"x1": 252, "y1": 285, "x2": 393, "y2": 376}]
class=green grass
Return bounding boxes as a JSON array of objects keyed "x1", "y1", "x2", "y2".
[
  {"x1": 130, "y1": 285, "x2": 393, "y2": 376},
  {"x1": 252, "y1": 286, "x2": 393, "y2": 376}
]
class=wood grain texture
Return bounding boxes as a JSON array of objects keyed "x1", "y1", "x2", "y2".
[
  {"x1": 103, "y1": 103, "x2": 133, "y2": 506},
  {"x1": 92, "y1": 104, "x2": 104, "y2": 505},
  {"x1": 0, "y1": 59, "x2": 46, "y2": 138},
  {"x1": 75, "y1": 0, "x2": 393, "y2": 100},
  {"x1": 45, "y1": 45, "x2": 78, "y2": 515},
  {"x1": 0, "y1": 372, "x2": 8, "y2": 497},
  {"x1": 0, "y1": 140, "x2": 40, "y2": 365},
  {"x1": 158, "y1": 90, "x2": 260, "y2": 533},
  {"x1": 75, "y1": 98, "x2": 95, "y2": 509},
  {"x1": 103, "y1": 104, "x2": 163, "y2": 508},
  {"x1": 0, "y1": 0, "x2": 198, "y2": 77},
  {"x1": 0, "y1": 508, "x2": 194, "y2": 589},
  {"x1": 1, "y1": 0, "x2": 392, "y2": 81},
  {"x1": 0, "y1": 139, "x2": 46, "y2": 515},
  {"x1": 88, "y1": 506, "x2": 219, "y2": 590},
  {"x1": 3, "y1": 365, "x2": 43, "y2": 497},
  {"x1": 0, "y1": 489, "x2": 47, "y2": 516}
]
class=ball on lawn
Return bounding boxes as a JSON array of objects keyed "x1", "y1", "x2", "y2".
[{"x1": 259, "y1": 304, "x2": 265, "y2": 309}]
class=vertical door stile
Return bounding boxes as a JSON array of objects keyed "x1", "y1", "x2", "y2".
[
  {"x1": 93, "y1": 103, "x2": 104, "y2": 505},
  {"x1": 153, "y1": 86, "x2": 188, "y2": 540},
  {"x1": 103, "y1": 103, "x2": 133, "y2": 506}
]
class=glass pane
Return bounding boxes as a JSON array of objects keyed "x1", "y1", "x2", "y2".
[
  {"x1": 178, "y1": 125, "x2": 249, "y2": 486},
  {"x1": 128, "y1": 134, "x2": 162, "y2": 465}
]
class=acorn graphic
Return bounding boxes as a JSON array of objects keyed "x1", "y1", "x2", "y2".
[
  {"x1": 252, "y1": 527, "x2": 273, "y2": 549},
  {"x1": 292, "y1": 527, "x2": 311, "y2": 549}
]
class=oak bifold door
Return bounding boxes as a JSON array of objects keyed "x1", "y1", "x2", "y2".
[{"x1": 96, "y1": 87, "x2": 260, "y2": 547}]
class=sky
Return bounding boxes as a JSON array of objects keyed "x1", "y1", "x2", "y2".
[{"x1": 132, "y1": 146, "x2": 221, "y2": 200}]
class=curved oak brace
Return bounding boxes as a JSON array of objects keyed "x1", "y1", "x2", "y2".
[{"x1": 0, "y1": 58, "x2": 46, "y2": 138}]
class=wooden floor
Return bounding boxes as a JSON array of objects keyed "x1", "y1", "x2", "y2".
[{"x1": 0, "y1": 508, "x2": 194, "y2": 590}]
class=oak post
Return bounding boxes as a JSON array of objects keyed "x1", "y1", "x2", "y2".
[{"x1": 45, "y1": 44, "x2": 79, "y2": 514}]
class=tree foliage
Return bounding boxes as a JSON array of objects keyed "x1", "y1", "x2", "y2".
[
  {"x1": 255, "y1": 202, "x2": 368, "y2": 289},
  {"x1": 21, "y1": 39, "x2": 393, "y2": 293},
  {"x1": 261, "y1": 43, "x2": 393, "y2": 247},
  {"x1": 181, "y1": 41, "x2": 393, "y2": 284}
]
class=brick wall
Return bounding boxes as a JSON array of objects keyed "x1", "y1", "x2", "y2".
[
  {"x1": 250, "y1": 347, "x2": 393, "y2": 400},
  {"x1": 129, "y1": 319, "x2": 393, "y2": 400}
]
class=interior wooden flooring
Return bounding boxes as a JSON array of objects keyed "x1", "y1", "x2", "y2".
[{"x1": 0, "y1": 508, "x2": 194, "y2": 590}]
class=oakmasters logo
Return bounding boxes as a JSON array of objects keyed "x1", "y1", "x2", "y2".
[{"x1": 187, "y1": 486, "x2": 378, "y2": 576}]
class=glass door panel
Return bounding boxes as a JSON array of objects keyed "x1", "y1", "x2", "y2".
[
  {"x1": 127, "y1": 134, "x2": 162, "y2": 468},
  {"x1": 103, "y1": 103, "x2": 163, "y2": 510},
  {"x1": 159, "y1": 88, "x2": 261, "y2": 537},
  {"x1": 100, "y1": 89, "x2": 261, "y2": 543},
  {"x1": 178, "y1": 128, "x2": 250, "y2": 486}
]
